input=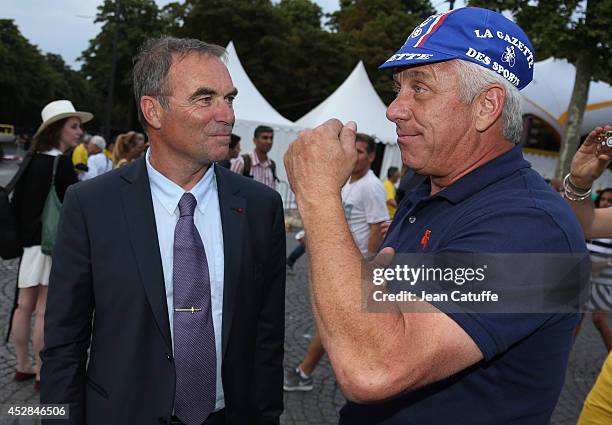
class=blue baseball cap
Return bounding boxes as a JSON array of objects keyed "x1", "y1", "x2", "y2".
[{"x1": 379, "y1": 7, "x2": 535, "y2": 90}]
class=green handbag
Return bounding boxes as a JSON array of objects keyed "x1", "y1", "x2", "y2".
[{"x1": 41, "y1": 156, "x2": 62, "y2": 256}]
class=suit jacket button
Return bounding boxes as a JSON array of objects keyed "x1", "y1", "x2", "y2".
[{"x1": 166, "y1": 353, "x2": 172, "y2": 362}]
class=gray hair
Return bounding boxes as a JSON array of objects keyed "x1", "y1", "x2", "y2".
[
  {"x1": 451, "y1": 60, "x2": 523, "y2": 144},
  {"x1": 132, "y1": 36, "x2": 227, "y2": 129}
]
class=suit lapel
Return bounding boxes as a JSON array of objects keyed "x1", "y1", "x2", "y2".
[
  {"x1": 215, "y1": 166, "x2": 246, "y2": 357},
  {"x1": 119, "y1": 158, "x2": 172, "y2": 352}
]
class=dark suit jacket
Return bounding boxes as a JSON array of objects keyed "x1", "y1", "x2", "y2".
[{"x1": 40, "y1": 158, "x2": 286, "y2": 425}]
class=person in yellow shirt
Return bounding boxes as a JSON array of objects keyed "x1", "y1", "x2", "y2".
[
  {"x1": 579, "y1": 351, "x2": 612, "y2": 425},
  {"x1": 71, "y1": 134, "x2": 90, "y2": 175},
  {"x1": 383, "y1": 166, "x2": 400, "y2": 219}
]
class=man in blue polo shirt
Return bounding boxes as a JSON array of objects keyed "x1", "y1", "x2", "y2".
[{"x1": 283, "y1": 6, "x2": 587, "y2": 425}]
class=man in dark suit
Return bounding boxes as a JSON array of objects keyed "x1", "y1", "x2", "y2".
[{"x1": 40, "y1": 36, "x2": 285, "y2": 425}]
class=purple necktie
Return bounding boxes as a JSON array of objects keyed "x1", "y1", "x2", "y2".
[{"x1": 173, "y1": 192, "x2": 216, "y2": 425}]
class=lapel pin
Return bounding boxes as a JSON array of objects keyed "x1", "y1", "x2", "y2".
[{"x1": 233, "y1": 207, "x2": 244, "y2": 214}]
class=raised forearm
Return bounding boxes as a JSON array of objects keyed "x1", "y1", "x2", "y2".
[
  {"x1": 298, "y1": 196, "x2": 404, "y2": 366},
  {"x1": 299, "y1": 195, "x2": 360, "y2": 333}
]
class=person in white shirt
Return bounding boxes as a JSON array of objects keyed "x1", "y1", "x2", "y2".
[
  {"x1": 341, "y1": 133, "x2": 390, "y2": 257},
  {"x1": 81, "y1": 135, "x2": 112, "y2": 180}
]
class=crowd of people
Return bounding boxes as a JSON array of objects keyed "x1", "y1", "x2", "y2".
[{"x1": 1, "y1": 5, "x2": 611, "y2": 425}]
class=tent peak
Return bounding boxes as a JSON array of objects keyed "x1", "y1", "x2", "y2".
[{"x1": 223, "y1": 40, "x2": 294, "y2": 126}]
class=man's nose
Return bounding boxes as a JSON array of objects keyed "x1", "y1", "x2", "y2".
[
  {"x1": 215, "y1": 99, "x2": 235, "y2": 125},
  {"x1": 386, "y1": 95, "x2": 413, "y2": 124}
]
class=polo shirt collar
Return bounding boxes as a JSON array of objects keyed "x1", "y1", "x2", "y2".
[
  {"x1": 146, "y1": 148, "x2": 216, "y2": 216},
  {"x1": 415, "y1": 145, "x2": 532, "y2": 205}
]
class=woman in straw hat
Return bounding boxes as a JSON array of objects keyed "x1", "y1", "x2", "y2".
[{"x1": 10, "y1": 100, "x2": 92, "y2": 390}]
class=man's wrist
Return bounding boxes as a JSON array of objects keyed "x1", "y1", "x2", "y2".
[
  {"x1": 297, "y1": 193, "x2": 345, "y2": 236},
  {"x1": 567, "y1": 173, "x2": 593, "y2": 191},
  {"x1": 296, "y1": 192, "x2": 341, "y2": 211},
  {"x1": 564, "y1": 173, "x2": 592, "y2": 201}
]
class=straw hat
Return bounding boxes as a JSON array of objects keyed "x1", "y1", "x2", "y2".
[{"x1": 34, "y1": 100, "x2": 93, "y2": 137}]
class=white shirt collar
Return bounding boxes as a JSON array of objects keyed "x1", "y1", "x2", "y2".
[
  {"x1": 145, "y1": 148, "x2": 217, "y2": 216},
  {"x1": 41, "y1": 148, "x2": 63, "y2": 157}
]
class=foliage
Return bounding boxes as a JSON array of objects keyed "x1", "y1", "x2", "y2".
[
  {"x1": 0, "y1": 20, "x2": 95, "y2": 132},
  {"x1": 1, "y1": 0, "x2": 440, "y2": 130},
  {"x1": 80, "y1": 0, "x2": 163, "y2": 131}
]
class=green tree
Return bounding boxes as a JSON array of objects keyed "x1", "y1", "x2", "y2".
[
  {"x1": 80, "y1": 0, "x2": 163, "y2": 133},
  {"x1": 45, "y1": 54, "x2": 99, "y2": 118},
  {"x1": 168, "y1": 0, "x2": 350, "y2": 120},
  {"x1": 0, "y1": 19, "x2": 53, "y2": 129},
  {"x1": 329, "y1": 0, "x2": 435, "y2": 104},
  {"x1": 469, "y1": 0, "x2": 612, "y2": 179},
  {"x1": 76, "y1": 0, "x2": 438, "y2": 124},
  {"x1": 267, "y1": 0, "x2": 352, "y2": 119},
  {"x1": 0, "y1": 20, "x2": 94, "y2": 132}
]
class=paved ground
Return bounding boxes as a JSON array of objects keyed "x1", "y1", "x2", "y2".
[{"x1": 0, "y1": 160, "x2": 610, "y2": 424}]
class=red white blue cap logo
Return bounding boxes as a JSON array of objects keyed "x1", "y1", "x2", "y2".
[{"x1": 379, "y1": 7, "x2": 535, "y2": 90}]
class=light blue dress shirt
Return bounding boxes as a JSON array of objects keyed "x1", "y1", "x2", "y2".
[{"x1": 146, "y1": 149, "x2": 225, "y2": 410}]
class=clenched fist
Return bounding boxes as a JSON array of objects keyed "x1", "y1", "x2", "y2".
[{"x1": 284, "y1": 119, "x2": 358, "y2": 204}]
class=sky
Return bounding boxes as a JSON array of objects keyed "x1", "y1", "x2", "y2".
[{"x1": 2, "y1": 0, "x2": 462, "y2": 70}]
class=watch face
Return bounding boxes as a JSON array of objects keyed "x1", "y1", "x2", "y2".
[{"x1": 595, "y1": 131, "x2": 612, "y2": 156}]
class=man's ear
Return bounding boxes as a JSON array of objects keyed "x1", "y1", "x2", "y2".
[
  {"x1": 140, "y1": 96, "x2": 163, "y2": 130},
  {"x1": 474, "y1": 85, "x2": 505, "y2": 133}
]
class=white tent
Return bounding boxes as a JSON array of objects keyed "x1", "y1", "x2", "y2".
[
  {"x1": 295, "y1": 61, "x2": 403, "y2": 179},
  {"x1": 522, "y1": 57, "x2": 612, "y2": 136},
  {"x1": 296, "y1": 61, "x2": 396, "y2": 143},
  {"x1": 224, "y1": 41, "x2": 301, "y2": 195}
]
